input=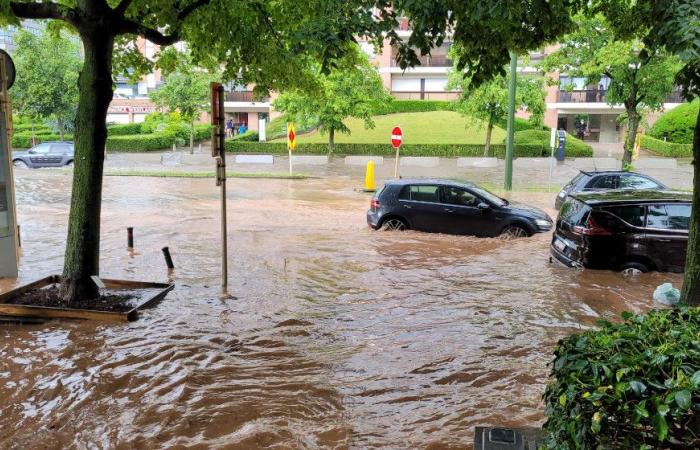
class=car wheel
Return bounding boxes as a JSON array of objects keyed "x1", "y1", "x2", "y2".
[
  {"x1": 380, "y1": 217, "x2": 408, "y2": 231},
  {"x1": 499, "y1": 225, "x2": 530, "y2": 240},
  {"x1": 620, "y1": 261, "x2": 649, "y2": 275},
  {"x1": 65, "y1": 160, "x2": 74, "y2": 167},
  {"x1": 13, "y1": 160, "x2": 28, "y2": 169}
]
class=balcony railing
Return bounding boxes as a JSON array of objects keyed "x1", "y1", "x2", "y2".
[
  {"x1": 225, "y1": 91, "x2": 269, "y2": 102},
  {"x1": 391, "y1": 54, "x2": 452, "y2": 67},
  {"x1": 391, "y1": 91, "x2": 460, "y2": 100},
  {"x1": 664, "y1": 90, "x2": 685, "y2": 103},
  {"x1": 558, "y1": 89, "x2": 607, "y2": 103}
]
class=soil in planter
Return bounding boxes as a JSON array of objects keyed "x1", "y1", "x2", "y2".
[{"x1": 5, "y1": 285, "x2": 138, "y2": 313}]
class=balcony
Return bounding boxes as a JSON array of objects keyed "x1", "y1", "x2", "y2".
[
  {"x1": 391, "y1": 54, "x2": 452, "y2": 67},
  {"x1": 391, "y1": 91, "x2": 460, "y2": 101},
  {"x1": 558, "y1": 89, "x2": 607, "y2": 103},
  {"x1": 225, "y1": 91, "x2": 269, "y2": 102}
]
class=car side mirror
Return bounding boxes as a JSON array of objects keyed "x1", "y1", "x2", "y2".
[
  {"x1": 477, "y1": 202, "x2": 490, "y2": 211},
  {"x1": 27, "y1": 149, "x2": 35, "y2": 154}
]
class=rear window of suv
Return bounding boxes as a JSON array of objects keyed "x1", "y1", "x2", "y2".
[
  {"x1": 559, "y1": 198, "x2": 590, "y2": 225},
  {"x1": 604, "y1": 205, "x2": 645, "y2": 227}
]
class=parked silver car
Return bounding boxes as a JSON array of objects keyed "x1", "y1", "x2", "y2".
[{"x1": 12, "y1": 141, "x2": 74, "y2": 168}]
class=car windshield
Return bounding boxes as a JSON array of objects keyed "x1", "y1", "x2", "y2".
[{"x1": 471, "y1": 186, "x2": 507, "y2": 206}]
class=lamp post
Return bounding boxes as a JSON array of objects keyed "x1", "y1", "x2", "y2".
[{"x1": 504, "y1": 51, "x2": 517, "y2": 191}]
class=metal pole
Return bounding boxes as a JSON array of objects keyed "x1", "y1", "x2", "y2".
[
  {"x1": 287, "y1": 123, "x2": 293, "y2": 175},
  {"x1": 394, "y1": 147, "x2": 400, "y2": 178},
  {"x1": 504, "y1": 51, "x2": 517, "y2": 191},
  {"x1": 218, "y1": 85, "x2": 228, "y2": 288}
]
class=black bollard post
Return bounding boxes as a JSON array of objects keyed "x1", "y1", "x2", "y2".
[
  {"x1": 127, "y1": 227, "x2": 134, "y2": 249},
  {"x1": 161, "y1": 246, "x2": 175, "y2": 269},
  {"x1": 16, "y1": 225, "x2": 20, "y2": 247}
]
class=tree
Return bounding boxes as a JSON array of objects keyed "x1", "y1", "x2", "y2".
[
  {"x1": 447, "y1": 47, "x2": 545, "y2": 156},
  {"x1": 12, "y1": 28, "x2": 80, "y2": 139},
  {"x1": 543, "y1": 14, "x2": 681, "y2": 168},
  {"x1": 149, "y1": 55, "x2": 212, "y2": 153},
  {"x1": 272, "y1": 47, "x2": 390, "y2": 151},
  {"x1": 1, "y1": 0, "x2": 581, "y2": 303}
]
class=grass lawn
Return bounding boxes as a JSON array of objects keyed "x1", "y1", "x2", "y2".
[{"x1": 272, "y1": 111, "x2": 505, "y2": 145}]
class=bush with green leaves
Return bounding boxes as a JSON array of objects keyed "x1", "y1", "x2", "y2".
[
  {"x1": 543, "y1": 307, "x2": 700, "y2": 449},
  {"x1": 105, "y1": 133, "x2": 177, "y2": 152},
  {"x1": 12, "y1": 133, "x2": 73, "y2": 148},
  {"x1": 373, "y1": 99, "x2": 453, "y2": 115},
  {"x1": 107, "y1": 123, "x2": 143, "y2": 136},
  {"x1": 510, "y1": 129, "x2": 592, "y2": 156},
  {"x1": 640, "y1": 134, "x2": 692, "y2": 157},
  {"x1": 648, "y1": 100, "x2": 699, "y2": 144},
  {"x1": 496, "y1": 117, "x2": 551, "y2": 132}
]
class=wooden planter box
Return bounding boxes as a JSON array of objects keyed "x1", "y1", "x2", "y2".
[{"x1": 0, "y1": 275, "x2": 174, "y2": 322}]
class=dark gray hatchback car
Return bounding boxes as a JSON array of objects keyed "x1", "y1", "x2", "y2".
[
  {"x1": 12, "y1": 141, "x2": 74, "y2": 168},
  {"x1": 554, "y1": 170, "x2": 666, "y2": 210}
]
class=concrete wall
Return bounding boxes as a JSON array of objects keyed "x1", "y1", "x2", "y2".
[{"x1": 598, "y1": 115, "x2": 620, "y2": 143}]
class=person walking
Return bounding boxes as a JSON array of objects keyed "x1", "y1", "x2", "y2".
[{"x1": 226, "y1": 118, "x2": 233, "y2": 138}]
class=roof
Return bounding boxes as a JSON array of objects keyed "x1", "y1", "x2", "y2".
[
  {"x1": 384, "y1": 178, "x2": 476, "y2": 188},
  {"x1": 571, "y1": 189, "x2": 691, "y2": 205}
]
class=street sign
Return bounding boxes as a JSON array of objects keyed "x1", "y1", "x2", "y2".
[
  {"x1": 287, "y1": 123, "x2": 297, "y2": 151},
  {"x1": 391, "y1": 126, "x2": 403, "y2": 149}
]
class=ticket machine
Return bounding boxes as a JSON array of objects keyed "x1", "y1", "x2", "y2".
[{"x1": 0, "y1": 50, "x2": 18, "y2": 277}]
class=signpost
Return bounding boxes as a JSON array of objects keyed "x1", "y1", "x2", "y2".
[
  {"x1": 0, "y1": 49, "x2": 18, "y2": 278},
  {"x1": 287, "y1": 122, "x2": 296, "y2": 175},
  {"x1": 548, "y1": 127, "x2": 556, "y2": 191},
  {"x1": 210, "y1": 82, "x2": 227, "y2": 288},
  {"x1": 391, "y1": 126, "x2": 403, "y2": 178}
]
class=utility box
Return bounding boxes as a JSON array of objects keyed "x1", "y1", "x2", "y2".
[
  {"x1": 474, "y1": 427, "x2": 543, "y2": 450},
  {"x1": 0, "y1": 50, "x2": 18, "y2": 278},
  {"x1": 556, "y1": 129, "x2": 566, "y2": 162}
]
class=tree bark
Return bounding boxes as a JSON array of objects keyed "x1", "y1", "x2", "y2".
[
  {"x1": 190, "y1": 120, "x2": 195, "y2": 154},
  {"x1": 681, "y1": 106, "x2": 700, "y2": 305},
  {"x1": 622, "y1": 96, "x2": 639, "y2": 169},
  {"x1": 59, "y1": 121, "x2": 65, "y2": 141},
  {"x1": 328, "y1": 127, "x2": 335, "y2": 153},
  {"x1": 60, "y1": 27, "x2": 115, "y2": 303},
  {"x1": 484, "y1": 119, "x2": 494, "y2": 157}
]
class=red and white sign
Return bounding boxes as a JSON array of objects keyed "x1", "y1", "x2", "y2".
[{"x1": 391, "y1": 126, "x2": 403, "y2": 149}]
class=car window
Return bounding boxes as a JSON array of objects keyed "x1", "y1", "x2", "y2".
[
  {"x1": 646, "y1": 205, "x2": 668, "y2": 229},
  {"x1": 32, "y1": 143, "x2": 51, "y2": 154},
  {"x1": 564, "y1": 172, "x2": 587, "y2": 191},
  {"x1": 441, "y1": 186, "x2": 479, "y2": 207},
  {"x1": 619, "y1": 175, "x2": 661, "y2": 190},
  {"x1": 606, "y1": 205, "x2": 645, "y2": 227},
  {"x1": 586, "y1": 175, "x2": 618, "y2": 190},
  {"x1": 398, "y1": 186, "x2": 410, "y2": 200},
  {"x1": 50, "y1": 144, "x2": 72, "y2": 154},
  {"x1": 665, "y1": 204, "x2": 691, "y2": 230},
  {"x1": 408, "y1": 185, "x2": 439, "y2": 203},
  {"x1": 560, "y1": 198, "x2": 590, "y2": 225}
]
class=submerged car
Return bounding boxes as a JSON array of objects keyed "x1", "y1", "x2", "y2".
[
  {"x1": 554, "y1": 170, "x2": 666, "y2": 210},
  {"x1": 551, "y1": 190, "x2": 691, "y2": 273},
  {"x1": 367, "y1": 178, "x2": 553, "y2": 238},
  {"x1": 12, "y1": 141, "x2": 74, "y2": 169}
]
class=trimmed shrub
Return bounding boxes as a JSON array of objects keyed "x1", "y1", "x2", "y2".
[
  {"x1": 224, "y1": 141, "x2": 588, "y2": 158},
  {"x1": 511, "y1": 129, "x2": 592, "y2": 156},
  {"x1": 107, "y1": 123, "x2": 143, "y2": 136},
  {"x1": 194, "y1": 124, "x2": 213, "y2": 141},
  {"x1": 12, "y1": 133, "x2": 73, "y2": 148},
  {"x1": 106, "y1": 133, "x2": 176, "y2": 152},
  {"x1": 543, "y1": 307, "x2": 700, "y2": 448},
  {"x1": 495, "y1": 117, "x2": 550, "y2": 132},
  {"x1": 649, "y1": 100, "x2": 699, "y2": 144},
  {"x1": 231, "y1": 130, "x2": 259, "y2": 142},
  {"x1": 374, "y1": 99, "x2": 453, "y2": 115},
  {"x1": 640, "y1": 134, "x2": 692, "y2": 158},
  {"x1": 13, "y1": 123, "x2": 52, "y2": 134}
]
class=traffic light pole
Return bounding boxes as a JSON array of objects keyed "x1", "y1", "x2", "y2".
[{"x1": 504, "y1": 51, "x2": 517, "y2": 191}]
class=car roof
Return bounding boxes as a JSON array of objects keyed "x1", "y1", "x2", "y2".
[
  {"x1": 33, "y1": 141, "x2": 74, "y2": 145},
  {"x1": 579, "y1": 170, "x2": 651, "y2": 176},
  {"x1": 571, "y1": 189, "x2": 691, "y2": 205},
  {"x1": 384, "y1": 178, "x2": 476, "y2": 189}
]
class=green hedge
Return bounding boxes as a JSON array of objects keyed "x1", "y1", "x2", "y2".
[
  {"x1": 107, "y1": 123, "x2": 143, "y2": 136},
  {"x1": 543, "y1": 307, "x2": 700, "y2": 448},
  {"x1": 224, "y1": 141, "x2": 590, "y2": 158},
  {"x1": 496, "y1": 117, "x2": 551, "y2": 132},
  {"x1": 194, "y1": 124, "x2": 213, "y2": 141},
  {"x1": 106, "y1": 133, "x2": 177, "y2": 152},
  {"x1": 13, "y1": 124, "x2": 51, "y2": 134},
  {"x1": 640, "y1": 134, "x2": 692, "y2": 157},
  {"x1": 12, "y1": 133, "x2": 73, "y2": 148},
  {"x1": 649, "y1": 100, "x2": 699, "y2": 144},
  {"x1": 511, "y1": 129, "x2": 592, "y2": 156},
  {"x1": 231, "y1": 130, "x2": 259, "y2": 142},
  {"x1": 374, "y1": 99, "x2": 453, "y2": 115}
]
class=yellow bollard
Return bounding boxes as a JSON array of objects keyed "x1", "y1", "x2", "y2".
[{"x1": 364, "y1": 160, "x2": 376, "y2": 192}]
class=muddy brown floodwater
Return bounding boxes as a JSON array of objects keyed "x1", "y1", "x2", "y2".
[{"x1": 0, "y1": 170, "x2": 682, "y2": 449}]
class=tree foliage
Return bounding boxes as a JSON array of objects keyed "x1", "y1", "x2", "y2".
[
  {"x1": 11, "y1": 28, "x2": 81, "y2": 138},
  {"x1": 272, "y1": 46, "x2": 390, "y2": 149},
  {"x1": 448, "y1": 46, "x2": 545, "y2": 156}
]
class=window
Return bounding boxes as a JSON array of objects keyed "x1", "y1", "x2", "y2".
[
  {"x1": 560, "y1": 199, "x2": 591, "y2": 225},
  {"x1": 646, "y1": 205, "x2": 668, "y2": 229},
  {"x1": 408, "y1": 185, "x2": 439, "y2": 203},
  {"x1": 587, "y1": 175, "x2": 618, "y2": 190},
  {"x1": 607, "y1": 205, "x2": 645, "y2": 227},
  {"x1": 31, "y1": 143, "x2": 51, "y2": 154},
  {"x1": 665, "y1": 204, "x2": 691, "y2": 230},
  {"x1": 442, "y1": 186, "x2": 478, "y2": 207},
  {"x1": 50, "y1": 144, "x2": 72, "y2": 154},
  {"x1": 619, "y1": 175, "x2": 661, "y2": 190},
  {"x1": 398, "y1": 186, "x2": 410, "y2": 200}
]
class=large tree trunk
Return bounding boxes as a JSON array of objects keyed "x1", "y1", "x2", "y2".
[
  {"x1": 60, "y1": 29, "x2": 115, "y2": 303},
  {"x1": 622, "y1": 99, "x2": 639, "y2": 168},
  {"x1": 190, "y1": 120, "x2": 195, "y2": 154},
  {"x1": 484, "y1": 119, "x2": 494, "y2": 157},
  {"x1": 328, "y1": 127, "x2": 335, "y2": 153},
  {"x1": 681, "y1": 106, "x2": 700, "y2": 305},
  {"x1": 59, "y1": 121, "x2": 65, "y2": 141}
]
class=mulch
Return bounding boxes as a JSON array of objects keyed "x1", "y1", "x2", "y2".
[{"x1": 4, "y1": 285, "x2": 138, "y2": 313}]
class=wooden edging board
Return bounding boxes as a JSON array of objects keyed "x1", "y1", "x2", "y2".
[{"x1": 0, "y1": 275, "x2": 174, "y2": 322}]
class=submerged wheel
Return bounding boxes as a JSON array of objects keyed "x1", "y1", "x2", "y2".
[
  {"x1": 13, "y1": 160, "x2": 28, "y2": 168},
  {"x1": 499, "y1": 225, "x2": 530, "y2": 240},
  {"x1": 65, "y1": 160, "x2": 74, "y2": 167},
  {"x1": 620, "y1": 261, "x2": 649, "y2": 276},
  {"x1": 380, "y1": 217, "x2": 408, "y2": 231}
]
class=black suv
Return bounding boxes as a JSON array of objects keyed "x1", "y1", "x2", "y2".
[
  {"x1": 367, "y1": 179, "x2": 553, "y2": 238},
  {"x1": 551, "y1": 190, "x2": 691, "y2": 273},
  {"x1": 555, "y1": 170, "x2": 666, "y2": 210}
]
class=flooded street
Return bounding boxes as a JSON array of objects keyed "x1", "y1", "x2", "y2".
[{"x1": 0, "y1": 170, "x2": 681, "y2": 449}]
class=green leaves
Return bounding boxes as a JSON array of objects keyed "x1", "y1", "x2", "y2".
[{"x1": 675, "y1": 390, "x2": 691, "y2": 410}]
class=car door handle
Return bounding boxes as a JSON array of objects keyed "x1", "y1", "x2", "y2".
[
  {"x1": 444, "y1": 208, "x2": 455, "y2": 213},
  {"x1": 656, "y1": 238, "x2": 671, "y2": 242},
  {"x1": 403, "y1": 205, "x2": 412, "y2": 209}
]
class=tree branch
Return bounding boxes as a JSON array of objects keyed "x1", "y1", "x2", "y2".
[
  {"x1": 117, "y1": 0, "x2": 212, "y2": 44},
  {"x1": 10, "y1": 1, "x2": 75, "y2": 23},
  {"x1": 114, "y1": 0, "x2": 133, "y2": 16}
]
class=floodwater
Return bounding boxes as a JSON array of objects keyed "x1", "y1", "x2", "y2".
[{"x1": 0, "y1": 170, "x2": 682, "y2": 449}]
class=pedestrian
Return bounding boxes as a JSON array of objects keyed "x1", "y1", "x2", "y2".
[
  {"x1": 226, "y1": 118, "x2": 233, "y2": 138},
  {"x1": 239, "y1": 123, "x2": 247, "y2": 135}
]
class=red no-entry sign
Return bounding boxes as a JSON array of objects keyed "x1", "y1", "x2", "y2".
[{"x1": 391, "y1": 126, "x2": 403, "y2": 149}]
